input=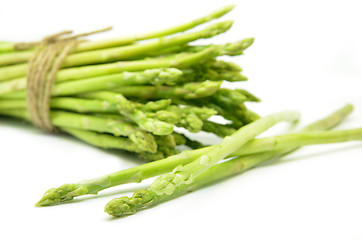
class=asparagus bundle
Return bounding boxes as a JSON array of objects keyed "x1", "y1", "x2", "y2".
[{"x1": 0, "y1": 5, "x2": 259, "y2": 160}]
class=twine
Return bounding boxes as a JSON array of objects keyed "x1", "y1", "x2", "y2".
[{"x1": 22, "y1": 27, "x2": 112, "y2": 132}]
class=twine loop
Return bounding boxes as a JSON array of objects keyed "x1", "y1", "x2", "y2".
[{"x1": 20, "y1": 27, "x2": 112, "y2": 132}]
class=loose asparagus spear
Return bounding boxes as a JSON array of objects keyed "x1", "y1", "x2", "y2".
[
  {"x1": 104, "y1": 151, "x2": 284, "y2": 216},
  {"x1": 34, "y1": 104, "x2": 353, "y2": 206},
  {"x1": 105, "y1": 106, "x2": 360, "y2": 216},
  {"x1": 150, "y1": 110, "x2": 300, "y2": 196}
]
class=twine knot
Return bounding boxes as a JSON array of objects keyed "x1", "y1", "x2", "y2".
[{"x1": 20, "y1": 27, "x2": 112, "y2": 132}]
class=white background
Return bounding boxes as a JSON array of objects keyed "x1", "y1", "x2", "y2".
[{"x1": 1, "y1": 0, "x2": 362, "y2": 239}]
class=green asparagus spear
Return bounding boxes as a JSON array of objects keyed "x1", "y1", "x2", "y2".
[
  {"x1": 0, "y1": 68, "x2": 183, "y2": 97},
  {"x1": 0, "y1": 109, "x2": 158, "y2": 152},
  {"x1": 104, "y1": 151, "x2": 284, "y2": 216},
  {"x1": 80, "y1": 91, "x2": 174, "y2": 135},
  {"x1": 62, "y1": 127, "x2": 149, "y2": 153},
  {"x1": 0, "y1": 47, "x2": 218, "y2": 92},
  {"x1": 104, "y1": 106, "x2": 359, "y2": 216},
  {"x1": 0, "y1": 41, "x2": 15, "y2": 53},
  {"x1": 110, "y1": 81, "x2": 222, "y2": 100},
  {"x1": 0, "y1": 20, "x2": 233, "y2": 76},
  {"x1": 150, "y1": 110, "x2": 300, "y2": 196},
  {"x1": 202, "y1": 121, "x2": 237, "y2": 137},
  {"x1": 0, "y1": 37, "x2": 253, "y2": 85},
  {"x1": 0, "y1": 5, "x2": 235, "y2": 55},
  {"x1": 0, "y1": 96, "x2": 219, "y2": 136},
  {"x1": 34, "y1": 104, "x2": 353, "y2": 207}
]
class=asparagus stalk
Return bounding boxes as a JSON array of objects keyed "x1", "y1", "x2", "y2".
[
  {"x1": 104, "y1": 106, "x2": 359, "y2": 216},
  {"x1": 0, "y1": 64, "x2": 27, "y2": 82},
  {"x1": 0, "y1": 47, "x2": 217, "y2": 90},
  {"x1": 109, "y1": 81, "x2": 223, "y2": 100},
  {"x1": 0, "y1": 41, "x2": 15, "y2": 53},
  {"x1": 0, "y1": 109, "x2": 158, "y2": 152},
  {"x1": 0, "y1": 96, "x2": 219, "y2": 135},
  {"x1": 34, "y1": 104, "x2": 353, "y2": 206},
  {"x1": 176, "y1": 98, "x2": 245, "y2": 127},
  {"x1": 150, "y1": 110, "x2": 300, "y2": 196},
  {"x1": 233, "y1": 128, "x2": 362, "y2": 155},
  {"x1": 80, "y1": 91, "x2": 175, "y2": 135},
  {"x1": 104, "y1": 151, "x2": 284, "y2": 216},
  {"x1": 0, "y1": 20, "x2": 233, "y2": 81},
  {"x1": 63, "y1": 127, "x2": 177, "y2": 160},
  {"x1": 62, "y1": 127, "x2": 150, "y2": 153},
  {"x1": 202, "y1": 121, "x2": 237, "y2": 137},
  {"x1": 0, "y1": 68, "x2": 183, "y2": 97},
  {"x1": 0, "y1": 37, "x2": 253, "y2": 85},
  {"x1": 0, "y1": 5, "x2": 235, "y2": 55},
  {"x1": 64, "y1": 21, "x2": 234, "y2": 68}
]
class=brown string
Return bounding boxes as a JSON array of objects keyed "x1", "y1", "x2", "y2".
[
  {"x1": 24, "y1": 27, "x2": 112, "y2": 132},
  {"x1": 14, "y1": 27, "x2": 112, "y2": 50}
]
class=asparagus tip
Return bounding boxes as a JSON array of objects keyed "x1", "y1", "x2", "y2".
[
  {"x1": 35, "y1": 184, "x2": 88, "y2": 207},
  {"x1": 204, "y1": 20, "x2": 234, "y2": 38},
  {"x1": 105, "y1": 190, "x2": 156, "y2": 217},
  {"x1": 212, "y1": 5, "x2": 236, "y2": 18},
  {"x1": 150, "y1": 169, "x2": 190, "y2": 196},
  {"x1": 150, "y1": 68, "x2": 183, "y2": 85}
]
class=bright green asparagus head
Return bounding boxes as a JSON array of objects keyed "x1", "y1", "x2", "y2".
[
  {"x1": 150, "y1": 68, "x2": 183, "y2": 85},
  {"x1": 152, "y1": 110, "x2": 180, "y2": 124},
  {"x1": 208, "y1": 5, "x2": 235, "y2": 20},
  {"x1": 36, "y1": 183, "x2": 88, "y2": 207},
  {"x1": 202, "y1": 21, "x2": 234, "y2": 38},
  {"x1": 143, "y1": 99, "x2": 172, "y2": 111},
  {"x1": 219, "y1": 72, "x2": 248, "y2": 82},
  {"x1": 172, "y1": 133, "x2": 187, "y2": 145},
  {"x1": 182, "y1": 113, "x2": 203, "y2": 133},
  {"x1": 138, "y1": 151, "x2": 166, "y2": 161},
  {"x1": 155, "y1": 134, "x2": 177, "y2": 148},
  {"x1": 218, "y1": 38, "x2": 255, "y2": 56},
  {"x1": 105, "y1": 190, "x2": 156, "y2": 217},
  {"x1": 138, "y1": 118, "x2": 175, "y2": 136},
  {"x1": 150, "y1": 170, "x2": 189, "y2": 196},
  {"x1": 183, "y1": 81, "x2": 222, "y2": 99},
  {"x1": 210, "y1": 60, "x2": 243, "y2": 72},
  {"x1": 129, "y1": 131, "x2": 158, "y2": 153},
  {"x1": 185, "y1": 106, "x2": 217, "y2": 120}
]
